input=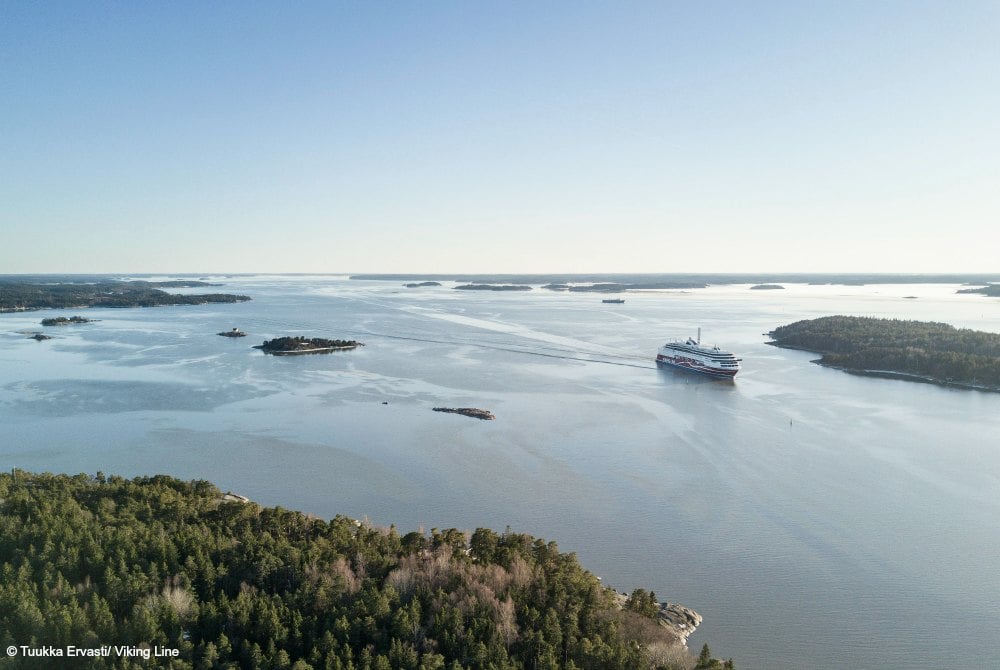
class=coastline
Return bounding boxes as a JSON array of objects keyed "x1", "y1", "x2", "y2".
[
  {"x1": 766, "y1": 341, "x2": 1000, "y2": 393},
  {"x1": 264, "y1": 344, "x2": 361, "y2": 355}
]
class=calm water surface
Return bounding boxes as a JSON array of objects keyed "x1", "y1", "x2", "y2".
[{"x1": 2, "y1": 277, "x2": 999, "y2": 669}]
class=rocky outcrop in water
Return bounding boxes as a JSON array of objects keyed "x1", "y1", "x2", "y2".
[
  {"x1": 657, "y1": 603, "x2": 703, "y2": 646},
  {"x1": 432, "y1": 407, "x2": 495, "y2": 420}
]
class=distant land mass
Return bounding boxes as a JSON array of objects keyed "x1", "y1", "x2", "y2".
[
  {"x1": 0, "y1": 279, "x2": 249, "y2": 312},
  {"x1": 454, "y1": 284, "x2": 532, "y2": 291},
  {"x1": 750, "y1": 284, "x2": 785, "y2": 290},
  {"x1": 403, "y1": 281, "x2": 442, "y2": 287},
  {"x1": 351, "y1": 273, "x2": 1000, "y2": 286},
  {"x1": 957, "y1": 285, "x2": 1000, "y2": 297},
  {"x1": 768, "y1": 316, "x2": 1000, "y2": 392}
]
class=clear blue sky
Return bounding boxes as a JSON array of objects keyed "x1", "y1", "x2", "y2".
[{"x1": 2, "y1": 1, "x2": 998, "y2": 274}]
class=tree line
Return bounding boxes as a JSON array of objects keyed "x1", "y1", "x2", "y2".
[
  {"x1": 0, "y1": 282, "x2": 249, "y2": 311},
  {"x1": 768, "y1": 316, "x2": 1000, "y2": 389},
  {"x1": 0, "y1": 471, "x2": 731, "y2": 669}
]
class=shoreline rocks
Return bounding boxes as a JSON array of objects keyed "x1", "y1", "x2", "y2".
[{"x1": 657, "y1": 603, "x2": 703, "y2": 647}]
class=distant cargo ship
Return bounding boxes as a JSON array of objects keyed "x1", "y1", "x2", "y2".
[
  {"x1": 656, "y1": 329, "x2": 741, "y2": 378},
  {"x1": 602, "y1": 298, "x2": 625, "y2": 303}
]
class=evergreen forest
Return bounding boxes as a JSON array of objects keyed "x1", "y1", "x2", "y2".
[
  {"x1": 0, "y1": 281, "x2": 249, "y2": 311},
  {"x1": 255, "y1": 337, "x2": 361, "y2": 353},
  {"x1": 0, "y1": 472, "x2": 728, "y2": 669},
  {"x1": 768, "y1": 316, "x2": 1000, "y2": 390}
]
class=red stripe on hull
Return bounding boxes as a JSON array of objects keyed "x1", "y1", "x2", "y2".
[{"x1": 656, "y1": 355, "x2": 738, "y2": 378}]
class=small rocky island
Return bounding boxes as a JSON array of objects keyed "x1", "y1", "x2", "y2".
[
  {"x1": 768, "y1": 315, "x2": 1000, "y2": 392},
  {"x1": 403, "y1": 281, "x2": 442, "y2": 288},
  {"x1": 254, "y1": 336, "x2": 363, "y2": 355},
  {"x1": 432, "y1": 407, "x2": 496, "y2": 420},
  {"x1": 29, "y1": 333, "x2": 53, "y2": 341},
  {"x1": 750, "y1": 284, "x2": 785, "y2": 290},
  {"x1": 217, "y1": 327, "x2": 247, "y2": 337},
  {"x1": 41, "y1": 315, "x2": 94, "y2": 326}
]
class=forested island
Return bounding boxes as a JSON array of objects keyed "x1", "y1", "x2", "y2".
[
  {"x1": 957, "y1": 285, "x2": 1000, "y2": 297},
  {"x1": 768, "y1": 316, "x2": 1000, "y2": 391},
  {"x1": 0, "y1": 471, "x2": 733, "y2": 670},
  {"x1": 0, "y1": 280, "x2": 249, "y2": 312},
  {"x1": 41, "y1": 315, "x2": 95, "y2": 326},
  {"x1": 254, "y1": 336, "x2": 362, "y2": 355}
]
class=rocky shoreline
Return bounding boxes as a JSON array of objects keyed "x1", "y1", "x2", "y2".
[
  {"x1": 657, "y1": 602, "x2": 704, "y2": 647},
  {"x1": 767, "y1": 340, "x2": 1000, "y2": 394},
  {"x1": 611, "y1": 592, "x2": 703, "y2": 647},
  {"x1": 817, "y1": 360, "x2": 1000, "y2": 393}
]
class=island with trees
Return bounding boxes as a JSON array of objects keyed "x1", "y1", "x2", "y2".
[
  {"x1": 41, "y1": 315, "x2": 95, "y2": 326},
  {"x1": 767, "y1": 316, "x2": 1000, "y2": 391},
  {"x1": 0, "y1": 279, "x2": 249, "y2": 312},
  {"x1": 0, "y1": 470, "x2": 734, "y2": 670},
  {"x1": 957, "y1": 285, "x2": 1000, "y2": 297},
  {"x1": 253, "y1": 336, "x2": 363, "y2": 355}
]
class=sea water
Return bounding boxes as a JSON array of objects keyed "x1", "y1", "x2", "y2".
[{"x1": 2, "y1": 276, "x2": 999, "y2": 669}]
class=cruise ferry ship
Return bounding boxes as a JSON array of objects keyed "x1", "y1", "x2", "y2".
[{"x1": 655, "y1": 329, "x2": 741, "y2": 378}]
